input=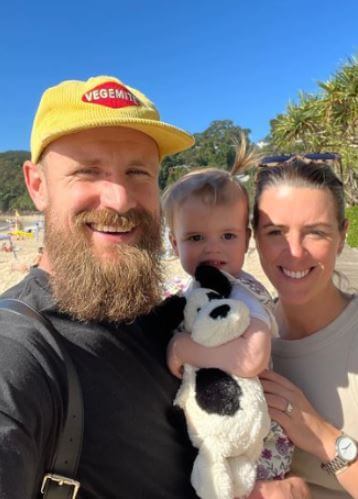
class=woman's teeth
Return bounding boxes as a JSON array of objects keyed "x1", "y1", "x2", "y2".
[{"x1": 281, "y1": 267, "x2": 310, "y2": 279}]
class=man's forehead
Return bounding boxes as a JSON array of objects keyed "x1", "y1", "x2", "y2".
[{"x1": 42, "y1": 126, "x2": 160, "y2": 162}]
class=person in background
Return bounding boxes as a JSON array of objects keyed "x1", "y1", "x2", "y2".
[{"x1": 249, "y1": 155, "x2": 357, "y2": 498}]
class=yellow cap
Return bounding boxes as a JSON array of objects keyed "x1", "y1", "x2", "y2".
[{"x1": 30, "y1": 75, "x2": 195, "y2": 163}]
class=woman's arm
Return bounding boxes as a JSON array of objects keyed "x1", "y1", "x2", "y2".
[
  {"x1": 260, "y1": 369, "x2": 358, "y2": 499},
  {"x1": 167, "y1": 317, "x2": 271, "y2": 378}
]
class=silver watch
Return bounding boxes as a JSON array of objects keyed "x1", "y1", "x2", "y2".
[{"x1": 321, "y1": 433, "x2": 358, "y2": 475}]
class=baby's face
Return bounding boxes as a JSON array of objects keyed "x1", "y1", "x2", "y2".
[{"x1": 170, "y1": 197, "x2": 250, "y2": 278}]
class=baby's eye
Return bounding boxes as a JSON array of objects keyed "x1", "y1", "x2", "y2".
[
  {"x1": 188, "y1": 234, "x2": 203, "y2": 242},
  {"x1": 223, "y1": 233, "x2": 237, "y2": 240}
]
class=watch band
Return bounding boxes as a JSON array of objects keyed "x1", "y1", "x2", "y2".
[
  {"x1": 321, "y1": 432, "x2": 358, "y2": 476},
  {"x1": 321, "y1": 456, "x2": 348, "y2": 475}
]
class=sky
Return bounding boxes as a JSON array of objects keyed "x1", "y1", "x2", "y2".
[{"x1": 0, "y1": 0, "x2": 357, "y2": 152}]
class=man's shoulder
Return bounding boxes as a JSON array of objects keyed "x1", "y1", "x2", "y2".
[
  {"x1": 0, "y1": 268, "x2": 61, "y2": 362},
  {"x1": 1, "y1": 267, "x2": 53, "y2": 312}
]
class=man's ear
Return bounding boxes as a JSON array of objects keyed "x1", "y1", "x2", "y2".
[
  {"x1": 169, "y1": 232, "x2": 179, "y2": 257},
  {"x1": 23, "y1": 161, "x2": 48, "y2": 212}
]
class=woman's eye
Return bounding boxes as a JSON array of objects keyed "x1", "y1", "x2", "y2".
[
  {"x1": 267, "y1": 229, "x2": 282, "y2": 236},
  {"x1": 310, "y1": 230, "x2": 326, "y2": 238}
]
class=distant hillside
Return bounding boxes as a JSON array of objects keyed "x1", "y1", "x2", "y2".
[
  {"x1": 0, "y1": 151, "x2": 33, "y2": 212},
  {"x1": 0, "y1": 120, "x2": 259, "y2": 211}
]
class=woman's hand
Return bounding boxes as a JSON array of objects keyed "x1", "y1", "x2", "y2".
[
  {"x1": 247, "y1": 476, "x2": 311, "y2": 498},
  {"x1": 259, "y1": 370, "x2": 339, "y2": 461}
]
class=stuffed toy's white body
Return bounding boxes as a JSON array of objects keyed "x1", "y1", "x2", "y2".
[{"x1": 175, "y1": 275, "x2": 271, "y2": 499}]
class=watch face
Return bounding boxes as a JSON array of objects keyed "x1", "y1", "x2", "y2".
[{"x1": 337, "y1": 436, "x2": 358, "y2": 461}]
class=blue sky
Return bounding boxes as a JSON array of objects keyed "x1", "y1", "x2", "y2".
[{"x1": 0, "y1": 0, "x2": 357, "y2": 152}]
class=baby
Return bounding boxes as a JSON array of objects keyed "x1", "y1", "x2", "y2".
[{"x1": 162, "y1": 140, "x2": 293, "y2": 483}]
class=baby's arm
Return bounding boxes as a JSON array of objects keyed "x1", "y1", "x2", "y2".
[{"x1": 167, "y1": 317, "x2": 271, "y2": 379}]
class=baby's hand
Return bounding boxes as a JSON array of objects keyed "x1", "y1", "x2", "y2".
[{"x1": 167, "y1": 332, "x2": 189, "y2": 379}]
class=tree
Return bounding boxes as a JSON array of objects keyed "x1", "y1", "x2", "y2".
[
  {"x1": 268, "y1": 57, "x2": 358, "y2": 204},
  {"x1": 0, "y1": 151, "x2": 34, "y2": 212},
  {"x1": 160, "y1": 120, "x2": 251, "y2": 190},
  {"x1": 271, "y1": 93, "x2": 326, "y2": 152}
]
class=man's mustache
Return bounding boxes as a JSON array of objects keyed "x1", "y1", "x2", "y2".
[{"x1": 74, "y1": 208, "x2": 153, "y2": 231}]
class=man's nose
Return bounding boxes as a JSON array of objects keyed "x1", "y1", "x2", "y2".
[{"x1": 100, "y1": 181, "x2": 137, "y2": 212}]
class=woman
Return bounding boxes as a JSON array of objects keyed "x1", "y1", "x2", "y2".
[{"x1": 249, "y1": 156, "x2": 358, "y2": 498}]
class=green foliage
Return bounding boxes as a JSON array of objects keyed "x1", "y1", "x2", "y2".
[
  {"x1": 160, "y1": 120, "x2": 251, "y2": 190},
  {"x1": 268, "y1": 56, "x2": 358, "y2": 205},
  {"x1": 0, "y1": 151, "x2": 33, "y2": 212},
  {"x1": 346, "y1": 206, "x2": 358, "y2": 248}
]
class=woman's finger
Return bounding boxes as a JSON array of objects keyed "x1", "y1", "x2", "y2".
[
  {"x1": 261, "y1": 379, "x2": 295, "y2": 404},
  {"x1": 260, "y1": 369, "x2": 298, "y2": 391},
  {"x1": 265, "y1": 393, "x2": 291, "y2": 413}
]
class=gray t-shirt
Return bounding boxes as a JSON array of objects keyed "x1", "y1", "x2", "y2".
[{"x1": 272, "y1": 294, "x2": 358, "y2": 499}]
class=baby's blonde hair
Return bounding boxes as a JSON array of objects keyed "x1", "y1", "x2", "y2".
[{"x1": 162, "y1": 135, "x2": 259, "y2": 232}]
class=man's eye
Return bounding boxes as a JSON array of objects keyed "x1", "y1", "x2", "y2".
[
  {"x1": 75, "y1": 168, "x2": 100, "y2": 177},
  {"x1": 223, "y1": 233, "x2": 236, "y2": 240},
  {"x1": 127, "y1": 168, "x2": 150, "y2": 177}
]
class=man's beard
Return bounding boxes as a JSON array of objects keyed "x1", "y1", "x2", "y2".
[{"x1": 44, "y1": 208, "x2": 163, "y2": 323}]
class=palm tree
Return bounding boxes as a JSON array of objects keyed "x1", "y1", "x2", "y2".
[
  {"x1": 319, "y1": 58, "x2": 358, "y2": 148},
  {"x1": 271, "y1": 93, "x2": 326, "y2": 152},
  {"x1": 268, "y1": 57, "x2": 358, "y2": 204},
  {"x1": 318, "y1": 58, "x2": 358, "y2": 203}
]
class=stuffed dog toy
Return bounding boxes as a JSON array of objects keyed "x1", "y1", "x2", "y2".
[{"x1": 173, "y1": 265, "x2": 271, "y2": 499}]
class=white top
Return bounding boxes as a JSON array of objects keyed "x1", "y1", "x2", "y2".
[{"x1": 185, "y1": 269, "x2": 278, "y2": 336}]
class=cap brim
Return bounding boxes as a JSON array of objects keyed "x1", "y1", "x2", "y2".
[{"x1": 36, "y1": 117, "x2": 194, "y2": 163}]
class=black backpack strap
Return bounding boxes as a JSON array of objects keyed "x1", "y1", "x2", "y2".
[{"x1": 0, "y1": 298, "x2": 84, "y2": 499}]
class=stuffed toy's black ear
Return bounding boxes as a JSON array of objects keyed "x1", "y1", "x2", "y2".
[
  {"x1": 138, "y1": 294, "x2": 187, "y2": 343},
  {"x1": 157, "y1": 295, "x2": 187, "y2": 330},
  {"x1": 195, "y1": 264, "x2": 232, "y2": 298}
]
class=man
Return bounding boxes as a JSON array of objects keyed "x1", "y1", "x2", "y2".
[{"x1": 0, "y1": 75, "x2": 197, "y2": 498}]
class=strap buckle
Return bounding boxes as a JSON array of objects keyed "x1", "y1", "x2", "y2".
[{"x1": 41, "y1": 473, "x2": 80, "y2": 498}]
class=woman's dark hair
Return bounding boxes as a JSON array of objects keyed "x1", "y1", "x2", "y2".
[{"x1": 252, "y1": 157, "x2": 346, "y2": 231}]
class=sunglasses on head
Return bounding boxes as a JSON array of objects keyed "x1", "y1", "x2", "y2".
[{"x1": 259, "y1": 152, "x2": 341, "y2": 167}]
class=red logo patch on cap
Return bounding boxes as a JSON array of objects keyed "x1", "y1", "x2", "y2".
[{"x1": 82, "y1": 81, "x2": 140, "y2": 108}]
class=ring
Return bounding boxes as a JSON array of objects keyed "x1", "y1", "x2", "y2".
[{"x1": 285, "y1": 401, "x2": 294, "y2": 415}]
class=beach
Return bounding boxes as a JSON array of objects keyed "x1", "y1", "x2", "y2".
[{"x1": 0, "y1": 218, "x2": 275, "y2": 296}]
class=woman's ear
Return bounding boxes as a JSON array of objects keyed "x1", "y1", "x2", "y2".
[
  {"x1": 23, "y1": 161, "x2": 48, "y2": 212},
  {"x1": 169, "y1": 232, "x2": 179, "y2": 257},
  {"x1": 338, "y1": 219, "x2": 349, "y2": 255}
]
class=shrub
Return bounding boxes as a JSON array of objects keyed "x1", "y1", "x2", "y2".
[{"x1": 346, "y1": 206, "x2": 358, "y2": 248}]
